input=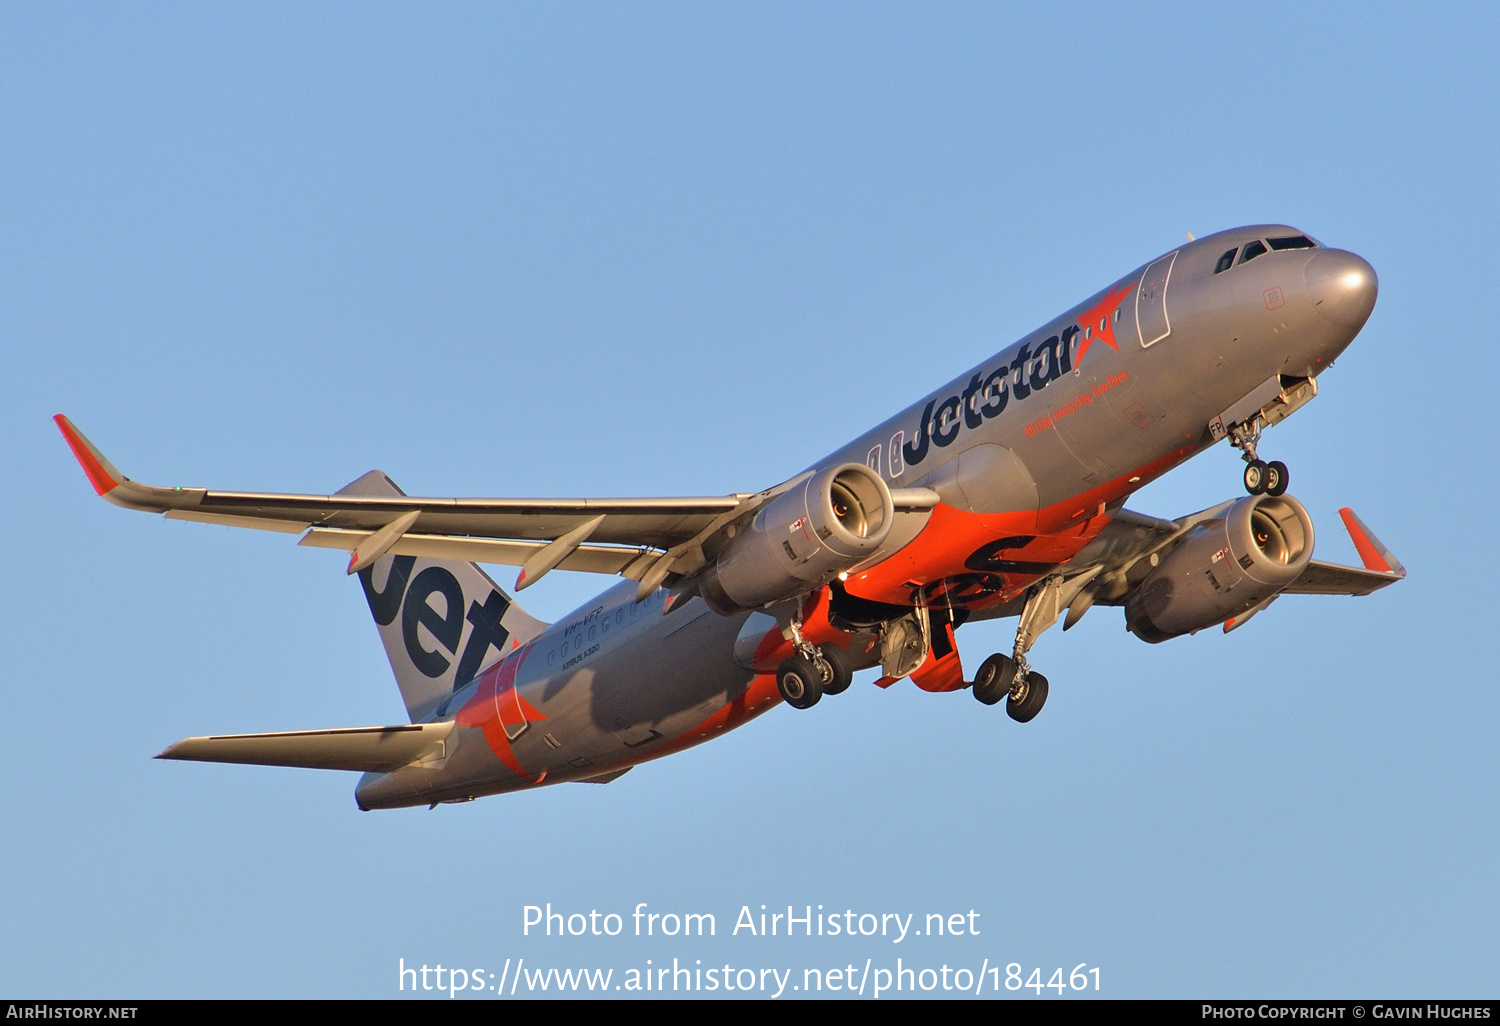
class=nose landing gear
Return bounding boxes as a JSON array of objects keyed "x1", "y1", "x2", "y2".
[{"x1": 1227, "y1": 421, "x2": 1288, "y2": 497}]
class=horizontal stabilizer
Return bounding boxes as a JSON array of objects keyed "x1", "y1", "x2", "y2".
[
  {"x1": 157, "y1": 722, "x2": 454, "y2": 773},
  {"x1": 576, "y1": 767, "x2": 632, "y2": 785}
]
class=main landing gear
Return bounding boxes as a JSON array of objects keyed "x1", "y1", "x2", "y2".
[
  {"x1": 971, "y1": 652, "x2": 1049, "y2": 722},
  {"x1": 775, "y1": 622, "x2": 854, "y2": 710},
  {"x1": 967, "y1": 570, "x2": 1099, "y2": 723},
  {"x1": 1227, "y1": 421, "x2": 1288, "y2": 497}
]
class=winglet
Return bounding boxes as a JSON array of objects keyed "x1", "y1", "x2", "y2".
[
  {"x1": 54, "y1": 414, "x2": 125, "y2": 496},
  {"x1": 1338, "y1": 508, "x2": 1406, "y2": 577}
]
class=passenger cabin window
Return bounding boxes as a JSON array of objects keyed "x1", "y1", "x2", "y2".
[
  {"x1": 1238, "y1": 240, "x2": 1267, "y2": 265},
  {"x1": 1267, "y1": 235, "x2": 1317, "y2": 251},
  {"x1": 1214, "y1": 249, "x2": 1237, "y2": 274}
]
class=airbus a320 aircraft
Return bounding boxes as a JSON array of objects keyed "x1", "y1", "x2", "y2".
[{"x1": 58, "y1": 225, "x2": 1404, "y2": 810}]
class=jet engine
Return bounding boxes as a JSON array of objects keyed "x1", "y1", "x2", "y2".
[
  {"x1": 700, "y1": 463, "x2": 894, "y2": 614},
  {"x1": 1125, "y1": 494, "x2": 1314, "y2": 642}
]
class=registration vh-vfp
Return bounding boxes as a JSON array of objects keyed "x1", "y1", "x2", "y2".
[{"x1": 58, "y1": 224, "x2": 1403, "y2": 809}]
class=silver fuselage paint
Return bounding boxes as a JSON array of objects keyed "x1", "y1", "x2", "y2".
[{"x1": 356, "y1": 225, "x2": 1377, "y2": 809}]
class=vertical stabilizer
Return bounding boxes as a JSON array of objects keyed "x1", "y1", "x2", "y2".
[{"x1": 337, "y1": 471, "x2": 547, "y2": 722}]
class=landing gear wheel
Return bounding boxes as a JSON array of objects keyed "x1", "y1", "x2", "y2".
[
  {"x1": 1243, "y1": 460, "x2": 1268, "y2": 495},
  {"x1": 1265, "y1": 460, "x2": 1289, "y2": 497},
  {"x1": 971, "y1": 653, "x2": 1017, "y2": 706},
  {"x1": 817, "y1": 644, "x2": 853, "y2": 696},
  {"x1": 776, "y1": 655, "x2": 824, "y2": 710},
  {"x1": 1006, "y1": 671, "x2": 1049, "y2": 723}
]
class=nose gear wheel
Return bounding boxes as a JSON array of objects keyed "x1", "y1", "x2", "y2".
[{"x1": 1228, "y1": 421, "x2": 1290, "y2": 496}]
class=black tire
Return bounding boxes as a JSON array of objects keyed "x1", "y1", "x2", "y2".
[
  {"x1": 1006, "y1": 670, "x2": 1049, "y2": 723},
  {"x1": 818, "y1": 644, "x2": 854, "y2": 696},
  {"x1": 1243, "y1": 460, "x2": 1268, "y2": 495},
  {"x1": 776, "y1": 656, "x2": 824, "y2": 709},
  {"x1": 1265, "y1": 460, "x2": 1289, "y2": 497},
  {"x1": 972, "y1": 653, "x2": 1016, "y2": 706}
]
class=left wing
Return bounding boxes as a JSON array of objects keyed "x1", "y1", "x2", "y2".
[
  {"x1": 1073, "y1": 501, "x2": 1404, "y2": 604},
  {"x1": 1281, "y1": 508, "x2": 1406, "y2": 595}
]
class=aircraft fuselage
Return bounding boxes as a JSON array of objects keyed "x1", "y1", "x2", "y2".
[{"x1": 355, "y1": 224, "x2": 1378, "y2": 809}]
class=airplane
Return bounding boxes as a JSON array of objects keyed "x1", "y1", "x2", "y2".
[{"x1": 56, "y1": 224, "x2": 1405, "y2": 810}]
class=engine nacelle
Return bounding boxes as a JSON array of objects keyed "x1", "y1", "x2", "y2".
[
  {"x1": 1125, "y1": 494, "x2": 1314, "y2": 643},
  {"x1": 701, "y1": 463, "x2": 894, "y2": 614}
]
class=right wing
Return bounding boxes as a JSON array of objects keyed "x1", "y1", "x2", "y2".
[{"x1": 56, "y1": 415, "x2": 938, "y2": 593}]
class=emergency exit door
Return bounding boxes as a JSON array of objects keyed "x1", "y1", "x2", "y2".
[{"x1": 1136, "y1": 252, "x2": 1177, "y2": 347}]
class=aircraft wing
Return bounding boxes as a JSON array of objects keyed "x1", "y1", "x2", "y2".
[
  {"x1": 1281, "y1": 508, "x2": 1406, "y2": 595},
  {"x1": 1282, "y1": 562, "x2": 1402, "y2": 595},
  {"x1": 1075, "y1": 502, "x2": 1403, "y2": 606},
  {"x1": 56, "y1": 415, "x2": 938, "y2": 592}
]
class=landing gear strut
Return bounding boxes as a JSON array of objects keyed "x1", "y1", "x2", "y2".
[
  {"x1": 776, "y1": 617, "x2": 853, "y2": 710},
  {"x1": 968, "y1": 572, "x2": 1094, "y2": 722},
  {"x1": 1227, "y1": 421, "x2": 1288, "y2": 497}
]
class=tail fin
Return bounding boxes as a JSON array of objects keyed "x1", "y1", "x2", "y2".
[{"x1": 338, "y1": 471, "x2": 547, "y2": 722}]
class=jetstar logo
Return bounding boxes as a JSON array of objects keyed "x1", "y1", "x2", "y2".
[
  {"x1": 901, "y1": 282, "x2": 1135, "y2": 468},
  {"x1": 358, "y1": 555, "x2": 513, "y2": 690},
  {"x1": 1073, "y1": 283, "x2": 1135, "y2": 367}
]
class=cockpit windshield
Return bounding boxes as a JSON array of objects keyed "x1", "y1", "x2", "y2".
[
  {"x1": 1267, "y1": 235, "x2": 1317, "y2": 251},
  {"x1": 1238, "y1": 240, "x2": 1268, "y2": 265},
  {"x1": 1215, "y1": 234, "x2": 1320, "y2": 276}
]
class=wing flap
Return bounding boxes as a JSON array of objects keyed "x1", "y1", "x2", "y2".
[
  {"x1": 297, "y1": 527, "x2": 652, "y2": 575},
  {"x1": 151, "y1": 490, "x2": 737, "y2": 547},
  {"x1": 165, "y1": 509, "x2": 312, "y2": 534},
  {"x1": 157, "y1": 722, "x2": 454, "y2": 773}
]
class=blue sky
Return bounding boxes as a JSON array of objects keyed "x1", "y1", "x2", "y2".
[{"x1": 3, "y1": 3, "x2": 1496, "y2": 998}]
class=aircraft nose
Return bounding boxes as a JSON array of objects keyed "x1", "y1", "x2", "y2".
[{"x1": 1304, "y1": 249, "x2": 1377, "y2": 331}]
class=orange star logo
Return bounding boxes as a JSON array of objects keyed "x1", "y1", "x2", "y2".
[
  {"x1": 1073, "y1": 283, "x2": 1136, "y2": 368},
  {"x1": 456, "y1": 646, "x2": 546, "y2": 783}
]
